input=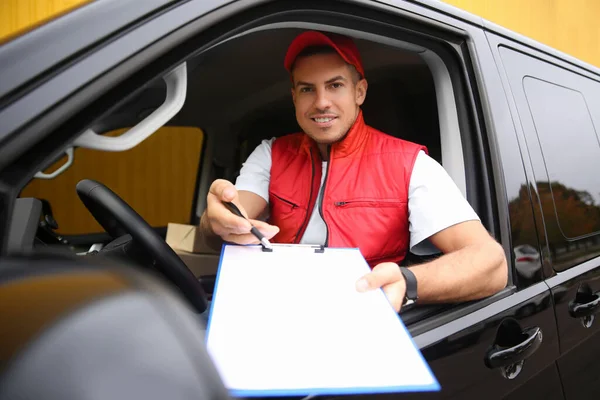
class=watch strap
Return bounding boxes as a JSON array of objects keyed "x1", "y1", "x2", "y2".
[{"x1": 399, "y1": 266, "x2": 418, "y2": 305}]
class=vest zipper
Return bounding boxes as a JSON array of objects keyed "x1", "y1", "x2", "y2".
[
  {"x1": 335, "y1": 199, "x2": 403, "y2": 208},
  {"x1": 272, "y1": 193, "x2": 299, "y2": 208},
  {"x1": 319, "y1": 146, "x2": 332, "y2": 247},
  {"x1": 294, "y1": 151, "x2": 315, "y2": 242}
]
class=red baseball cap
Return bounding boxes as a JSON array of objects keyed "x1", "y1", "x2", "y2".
[{"x1": 284, "y1": 31, "x2": 365, "y2": 78}]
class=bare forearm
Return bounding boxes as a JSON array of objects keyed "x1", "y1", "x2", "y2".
[{"x1": 410, "y1": 240, "x2": 508, "y2": 303}]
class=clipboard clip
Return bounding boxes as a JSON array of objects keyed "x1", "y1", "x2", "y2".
[{"x1": 262, "y1": 244, "x2": 325, "y2": 253}]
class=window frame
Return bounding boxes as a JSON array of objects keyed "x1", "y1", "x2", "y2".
[{"x1": 178, "y1": 5, "x2": 512, "y2": 332}]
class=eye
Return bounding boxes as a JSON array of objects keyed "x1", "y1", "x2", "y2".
[
  {"x1": 299, "y1": 87, "x2": 313, "y2": 93},
  {"x1": 330, "y1": 82, "x2": 343, "y2": 89}
]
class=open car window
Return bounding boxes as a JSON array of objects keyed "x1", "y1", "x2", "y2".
[{"x1": 182, "y1": 24, "x2": 509, "y2": 331}]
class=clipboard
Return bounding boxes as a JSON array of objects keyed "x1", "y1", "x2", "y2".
[
  {"x1": 205, "y1": 244, "x2": 440, "y2": 397},
  {"x1": 260, "y1": 243, "x2": 326, "y2": 253}
]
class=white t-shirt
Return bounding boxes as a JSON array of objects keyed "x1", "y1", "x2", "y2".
[{"x1": 235, "y1": 138, "x2": 480, "y2": 255}]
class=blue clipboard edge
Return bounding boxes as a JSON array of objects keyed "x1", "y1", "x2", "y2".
[
  {"x1": 203, "y1": 243, "x2": 227, "y2": 341},
  {"x1": 204, "y1": 244, "x2": 441, "y2": 395},
  {"x1": 231, "y1": 381, "x2": 441, "y2": 398}
]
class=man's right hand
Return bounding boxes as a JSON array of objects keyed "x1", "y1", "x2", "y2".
[{"x1": 201, "y1": 179, "x2": 279, "y2": 245}]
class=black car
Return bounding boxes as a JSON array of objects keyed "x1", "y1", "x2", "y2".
[{"x1": 1, "y1": 1, "x2": 600, "y2": 399}]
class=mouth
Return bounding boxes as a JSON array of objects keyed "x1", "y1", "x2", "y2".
[{"x1": 310, "y1": 115, "x2": 337, "y2": 126}]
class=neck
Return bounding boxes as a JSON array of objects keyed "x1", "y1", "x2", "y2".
[{"x1": 318, "y1": 144, "x2": 329, "y2": 161}]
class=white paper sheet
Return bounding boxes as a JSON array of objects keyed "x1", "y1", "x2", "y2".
[{"x1": 205, "y1": 244, "x2": 439, "y2": 397}]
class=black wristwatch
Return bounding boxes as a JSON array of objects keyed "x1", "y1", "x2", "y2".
[{"x1": 399, "y1": 267, "x2": 418, "y2": 308}]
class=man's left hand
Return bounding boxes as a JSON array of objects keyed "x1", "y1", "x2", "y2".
[{"x1": 356, "y1": 262, "x2": 406, "y2": 312}]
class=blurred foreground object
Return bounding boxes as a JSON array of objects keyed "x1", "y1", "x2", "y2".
[{"x1": 0, "y1": 256, "x2": 229, "y2": 400}]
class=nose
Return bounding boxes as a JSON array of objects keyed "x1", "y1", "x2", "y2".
[{"x1": 313, "y1": 87, "x2": 332, "y2": 111}]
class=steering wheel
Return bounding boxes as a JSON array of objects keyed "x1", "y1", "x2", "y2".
[{"x1": 76, "y1": 179, "x2": 208, "y2": 313}]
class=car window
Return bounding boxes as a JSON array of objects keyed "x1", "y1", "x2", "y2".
[
  {"x1": 195, "y1": 26, "x2": 509, "y2": 330},
  {"x1": 499, "y1": 46, "x2": 600, "y2": 272},
  {"x1": 20, "y1": 126, "x2": 204, "y2": 236},
  {"x1": 523, "y1": 78, "x2": 600, "y2": 238}
]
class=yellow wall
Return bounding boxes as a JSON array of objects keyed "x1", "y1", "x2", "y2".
[
  {"x1": 0, "y1": 0, "x2": 92, "y2": 43},
  {"x1": 20, "y1": 127, "x2": 204, "y2": 235},
  {"x1": 443, "y1": 0, "x2": 600, "y2": 68},
  {"x1": 2, "y1": 1, "x2": 598, "y2": 68}
]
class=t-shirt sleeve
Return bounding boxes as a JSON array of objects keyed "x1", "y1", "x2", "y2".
[
  {"x1": 408, "y1": 150, "x2": 480, "y2": 255},
  {"x1": 234, "y1": 137, "x2": 275, "y2": 203}
]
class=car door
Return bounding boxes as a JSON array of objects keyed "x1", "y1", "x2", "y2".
[{"x1": 487, "y1": 31, "x2": 600, "y2": 399}]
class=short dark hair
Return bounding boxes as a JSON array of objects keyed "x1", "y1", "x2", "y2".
[{"x1": 290, "y1": 45, "x2": 362, "y2": 84}]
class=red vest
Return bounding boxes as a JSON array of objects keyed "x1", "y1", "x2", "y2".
[{"x1": 268, "y1": 111, "x2": 427, "y2": 267}]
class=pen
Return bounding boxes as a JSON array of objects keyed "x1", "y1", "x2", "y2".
[{"x1": 223, "y1": 201, "x2": 273, "y2": 250}]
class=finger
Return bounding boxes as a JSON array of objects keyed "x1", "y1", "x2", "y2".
[
  {"x1": 381, "y1": 283, "x2": 405, "y2": 312},
  {"x1": 356, "y1": 262, "x2": 403, "y2": 292},
  {"x1": 206, "y1": 193, "x2": 251, "y2": 234},
  {"x1": 248, "y1": 219, "x2": 280, "y2": 239},
  {"x1": 209, "y1": 179, "x2": 238, "y2": 202},
  {"x1": 206, "y1": 207, "x2": 251, "y2": 234},
  {"x1": 212, "y1": 215, "x2": 252, "y2": 235}
]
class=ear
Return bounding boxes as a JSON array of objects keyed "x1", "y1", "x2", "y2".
[
  {"x1": 355, "y1": 78, "x2": 368, "y2": 106},
  {"x1": 291, "y1": 87, "x2": 297, "y2": 105}
]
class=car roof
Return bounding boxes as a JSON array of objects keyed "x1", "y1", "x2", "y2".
[
  {"x1": 0, "y1": 0, "x2": 183, "y2": 102},
  {"x1": 1, "y1": 0, "x2": 599, "y2": 106}
]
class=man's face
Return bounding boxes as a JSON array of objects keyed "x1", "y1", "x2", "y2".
[{"x1": 291, "y1": 53, "x2": 367, "y2": 146}]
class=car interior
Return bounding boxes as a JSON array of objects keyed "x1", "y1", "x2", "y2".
[{"x1": 11, "y1": 26, "x2": 473, "y2": 325}]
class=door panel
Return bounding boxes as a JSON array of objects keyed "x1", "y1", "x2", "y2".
[
  {"x1": 547, "y1": 266, "x2": 600, "y2": 399},
  {"x1": 504, "y1": 362, "x2": 563, "y2": 400},
  {"x1": 348, "y1": 288, "x2": 560, "y2": 399},
  {"x1": 556, "y1": 328, "x2": 600, "y2": 399},
  {"x1": 415, "y1": 291, "x2": 559, "y2": 399}
]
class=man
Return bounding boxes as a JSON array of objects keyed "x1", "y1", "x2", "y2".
[{"x1": 200, "y1": 31, "x2": 507, "y2": 312}]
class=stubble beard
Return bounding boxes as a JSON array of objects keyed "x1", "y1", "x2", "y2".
[{"x1": 304, "y1": 118, "x2": 354, "y2": 145}]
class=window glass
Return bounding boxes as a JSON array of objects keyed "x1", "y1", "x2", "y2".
[
  {"x1": 20, "y1": 126, "x2": 204, "y2": 235},
  {"x1": 499, "y1": 46, "x2": 600, "y2": 271},
  {"x1": 523, "y1": 77, "x2": 600, "y2": 240}
]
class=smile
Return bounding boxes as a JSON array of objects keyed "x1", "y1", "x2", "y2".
[{"x1": 311, "y1": 116, "x2": 337, "y2": 123}]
